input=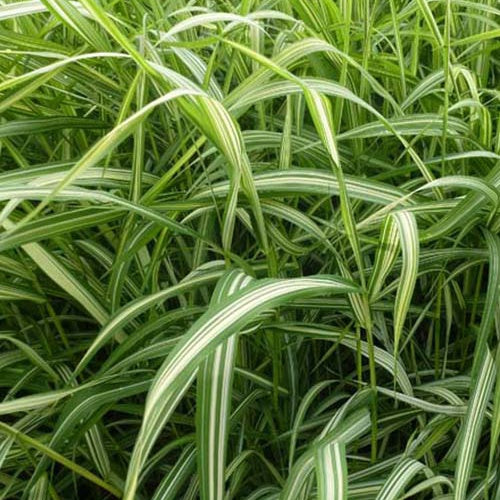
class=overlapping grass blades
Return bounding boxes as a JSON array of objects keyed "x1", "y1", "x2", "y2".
[{"x1": 0, "y1": 0, "x2": 498, "y2": 498}]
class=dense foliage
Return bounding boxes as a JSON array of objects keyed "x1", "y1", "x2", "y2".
[{"x1": 0, "y1": 0, "x2": 499, "y2": 498}]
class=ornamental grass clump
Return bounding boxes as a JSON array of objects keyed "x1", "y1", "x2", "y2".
[{"x1": 0, "y1": 0, "x2": 499, "y2": 498}]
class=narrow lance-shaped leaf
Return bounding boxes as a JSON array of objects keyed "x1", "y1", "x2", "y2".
[
  {"x1": 315, "y1": 440, "x2": 348, "y2": 500},
  {"x1": 197, "y1": 270, "x2": 254, "y2": 500},
  {"x1": 0, "y1": 421, "x2": 121, "y2": 497},
  {"x1": 368, "y1": 215, "x2": 400, "y2": 300},
  {"x1": 289, "y1": 380, "x2": 336, "y2": 470},
  {"x1": 422, "y1": 166, "x2": 500, "y2": 241},
  {"x1": 0, "y1": 207, "x2": 124, "y2": 252},
  {"x1": 0, "y1": 0, "x2": 52, "y2": 20},
  {"x1": 0, "y1": 284, "x2": 45, "y2": 303},
  {"x1": 303, "y1": 87, "x2": 366, "y2": 291},
  {"x1": 40, "y1": 0, "x2": 109, "y2": 50},
  {"x1": 124, "y1": 273, "x2": 358, "y2": 500},
  {"x1": 490, "y1": 347, "x2": 500, "y2": 475},
  {"x1": 392, "y1": 210, "x2": 419, "y2": 357},
  {"x1": 0, "y1": 117, "x2": 107, "y2": 138},
  {"x1": 471, "y1": 230, "x2": 500, "y2": 373},
  {"x1": 14, "y1": 88, "x2": 200, "y2": 229},
  {"x1": 28, "y1": 380, "x2": 152, "y2": 490},
  {"x1": 281, "y1": 407, "x2": 370, "y2": 499},
  {"x1": 151, "y1": 444, "x2": 197, "y2": 500},
  {"x1": 71, "y1": 0, "x2": 268, "y2": 254},
  {"x1": 0, "y1": 387, "x2": 82, "y2": 416},
  {"x1": 454, "y1": 345, "x2": 496, "y2": 499},
  {"x1": 180, "y1": 91, "x2": 269, "y2": 253},
  {"x1": 0, "y1": 334, "x2": 59, "y2": 381},
  {"x1": 73, "y1": 266, "x2": 227, "y2": 376},
  {"x1": 416, "y1": 175, "x2": 499, "y2": 214},
  {"x1": 193, "y1": 168, "x2": 407, "y2": 206},
  {"x1": 0, "y1": 52, "x2": 131, "y2": 94},
  {"x1": 375, "y1": 458, "x2": 426, "y2": 500},
  {"x1": 0, "y1": 186, "x2": 199, "y2": 240},
  {"x1": 2, "y1": 219, "x2": 109, "y2": 326}
]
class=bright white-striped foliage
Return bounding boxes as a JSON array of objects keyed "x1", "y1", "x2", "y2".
[{"x1": 0, "y1": 0, "x2": 498, "y2": 498}]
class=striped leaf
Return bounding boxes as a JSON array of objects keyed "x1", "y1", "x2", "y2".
[
  {"x1": 124, "y1": 273, "x2": 358, "y2": 500},
  {"x1": 392, "y1": 211, "x2": 419, "y2": 357},
  {"x1": 375, "y1": 458, "x2": 426, "y2": 500},
  {"x1": 281, "y1": 408, "x2": 370, "y2": 499},
  {"x1": 197, "y1": 270, "x2": 254, "y2": 500},
  {"x1": 454, "y1": 344, "x2": 496, "y2": 499},
  {"x1": 315, "y1": 440, "x2": 347, "y2": 500}
]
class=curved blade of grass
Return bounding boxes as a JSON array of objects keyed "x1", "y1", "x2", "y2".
[
  {"x1": 151, "y1": 444, "x2": 197, "y2": 500},
  {"x1": 124, "y1": 274, "x2": 358, "y2": 499},
  {"x1": 0, "y1": 284, "x2": 45, "y2": 303},
  {"x1": 0, "y1": 207, "x2": 123, "y2": 252},
  {"x1": 276, "y1": 323, "x2": 413, "y2": 395},
  {"x1": 368, "y1": 215, "x2": 400, "y2": 299},
  {"x1": 2, "y1": 219, "x2": 109, "y2": 325},
  {"x1": 0, "y1": 117, "x2": 107, "y2": 138},
  {"x1": 193, "y1": 169, "x2": 408, "y2": 205},
  {"x1": 280, "y1": 407, "x2": 370, "y2": 499},
  {"x1": 417, "y1": 176, "x2": 499, "y2": 210},
  {"x1": 197, "y1": 270, "x2": 253, "y2": 500},
  {"x1": 73, "y1": 265, "x2": 227, "y2": 376},
  {"x1": 0, "y1": 0, "x2": 52, "y2": 20},
  {"x1": 0, "y1": 334, "x2": 59, "y2": 381},
  {"x1": 0, "y1": 52, "x2": 130, "y2": 94},
  {"x1": 454, "y1": 344, "x2": 496, "y2": 499},
  {"x1": 0, "y1": 386, "x2": 82, "y2": 415},
  {"x1": 423, "y1": 166, "x2": 500, "y2": 241},
  {"x1": 28, "y1": 379, "x2": 151, "y2": 490},
  {"x1": 0, "y1": 187, "x2": 199, "y2": 239},
  {"x1": 40, "y1": 0, "x2": 109, "y2": 50},
  {"x1": 375, "y1": 458, "x2": 426, "y2": 500},
  {"x1": 14, "y1": 88, "x2": 200, "y2": 228},
  {"x1": 0, "y1": 421, "x2": 121, "y2": 497},
  {"x1": 392, "y1": 211, "x2": 419, "y2": 357},
  {"x1": 315, "y1": 440, "x2": 347, "y2": 500},
  {"x1": 304, "y1": 87, "x2": 365, "y2": 289},
  {"x1": 471, "y1": 230, "x2": 500, "y2": 374}
]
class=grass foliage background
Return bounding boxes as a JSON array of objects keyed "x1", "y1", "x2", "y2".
[{"x1": 0, "y1": 0, "x2": 499, "y2": 498}]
